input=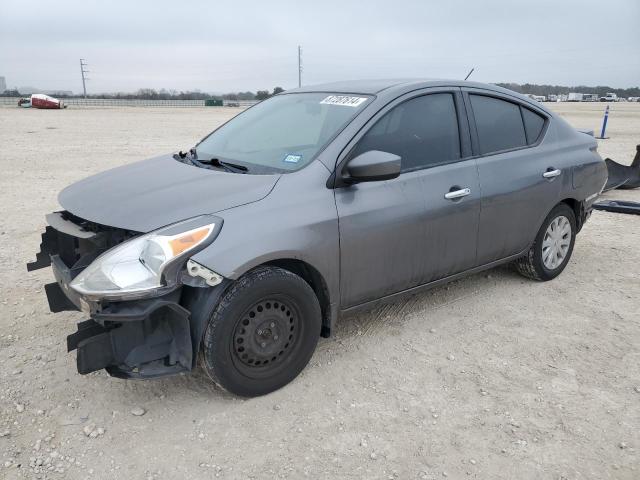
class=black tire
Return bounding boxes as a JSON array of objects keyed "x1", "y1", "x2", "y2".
[
  {"x1": 201, "y1": 266, "x2": 321, "y2": 397},
  {"x1": 515, "y1": 203, "x2": 577, "y2": 281}
]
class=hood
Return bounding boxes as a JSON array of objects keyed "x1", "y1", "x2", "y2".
[{"x1": 59, "y1": 154, "x2": 280, "y2": 232}]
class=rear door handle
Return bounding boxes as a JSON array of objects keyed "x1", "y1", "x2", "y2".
[
  {"x1": 444, "y1": 188, "x2": 471, "y2": 200},
  {"x1": 543, "y1": 168, "x2": 562, "y2": 179}
]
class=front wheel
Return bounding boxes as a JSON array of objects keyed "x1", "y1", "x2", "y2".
[
  {"x1": 515, "y1": 203, "x2": 577, "y2": 281},
  {"x1": 201, "y1": 266, "x2": 321, "y2": 397}
]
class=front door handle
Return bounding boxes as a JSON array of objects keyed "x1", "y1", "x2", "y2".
[
  {"x1": 444, "y1": 187, "x2": 471, "y2": 200},
  {"x1": 543, "y1": 168, "x2": 562, "y2": 179}
]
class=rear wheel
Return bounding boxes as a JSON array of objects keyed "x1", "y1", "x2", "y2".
[
  {"x1": 202, "y1": 266, "x2": 321, "y2": 397},
  {"x1": 515, "y1": 203, "x2": 576, "y2": 281}
]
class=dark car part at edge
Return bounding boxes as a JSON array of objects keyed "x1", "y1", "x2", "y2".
[
  {"x1": 603, "y1": 144, "x2": 640, "y2": 192},
  {"x1": 593, "y1": 200, "x2": 640, "y2": 215}
]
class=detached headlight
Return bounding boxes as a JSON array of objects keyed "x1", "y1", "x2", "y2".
[{"x1": 70, "y1": 216, "x2": 222, "y2": 300}]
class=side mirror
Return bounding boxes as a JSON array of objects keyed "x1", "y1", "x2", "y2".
[{"x1": 345, "y1": 150, "x2": 401, "y2": 183}]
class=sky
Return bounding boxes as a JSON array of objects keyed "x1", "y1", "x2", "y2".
[{"x1": 1, "y1": 0, "x2": 639, "y2": 94}]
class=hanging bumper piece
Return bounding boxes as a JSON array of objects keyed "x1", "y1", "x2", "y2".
[
  {"x1": 593, "y1": 200, "x2": 640, "y2": 216},
  {"x1": 603, "y1": 144, "x2": 640, "y2": 192}
]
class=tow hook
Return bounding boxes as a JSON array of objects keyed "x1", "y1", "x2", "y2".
[{"x1": 187, "y1": 259, "x2": 223, "y2": 286}]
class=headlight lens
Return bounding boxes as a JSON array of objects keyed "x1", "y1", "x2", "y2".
[{"x1": 70, "y1": 219, "x2": 219, "y2": 300}]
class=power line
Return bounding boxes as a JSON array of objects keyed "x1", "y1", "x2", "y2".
[{"x1": 80, "y1": 59, "x2": 89, "y2": 98}]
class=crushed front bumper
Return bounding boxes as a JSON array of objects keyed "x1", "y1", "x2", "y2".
[
  {"x1": 28, "y1": 212, "x2": 226, "y2": 379},
  {"x1": 67, "y1": 292, "x2": 193, "y2": 378}
]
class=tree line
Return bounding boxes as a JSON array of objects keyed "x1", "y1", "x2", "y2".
[
  {"x1": 0, "y1": 87, "x2": 286, "y2": 100},
  {"x1": 4, "y1": 83, "x2": 638, "y2": 100},
  {"x1": 497, "y1": 83, "x2": 640, "y2": 98}
]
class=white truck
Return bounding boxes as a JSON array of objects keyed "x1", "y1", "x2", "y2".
[{"x1": 600, "y1": 92, "x2": 618, "y2": 102}]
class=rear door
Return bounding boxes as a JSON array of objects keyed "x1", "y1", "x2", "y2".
[
  {"x1": 335, "y1": 89, "x2": 481, "y2": 308},
  {"x1": 464, "y1": 90, "x2": 562, "y2": 265}
]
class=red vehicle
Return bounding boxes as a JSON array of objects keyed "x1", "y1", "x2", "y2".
[{"x1": 30, "y1": 93, "x2": 65, "y2": 109}]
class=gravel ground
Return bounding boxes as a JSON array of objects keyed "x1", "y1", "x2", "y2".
[{"x1": 0, "y1": 102, "x2": 638, "y2": 480}]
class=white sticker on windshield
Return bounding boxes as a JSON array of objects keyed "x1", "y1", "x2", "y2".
[
  {"x1": 283, "y1": 154, "x2": 302, "y2": 163},
  {"x1": 320, "y1": 95, "x2": 367, "y2": 107}
]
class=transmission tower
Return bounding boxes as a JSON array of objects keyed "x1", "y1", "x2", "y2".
[
  {"x1": 298, "y1": 46, "x2": 303, "y2": 88},
  {"x1": 79, "y1": 59, "x2": 89, "y2": 98}
]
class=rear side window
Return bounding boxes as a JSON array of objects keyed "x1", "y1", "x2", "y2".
[
  {"x1": 521, "y1": 107, "x2": 545, "y2": 144},
  {"x1": 470, "y1": 95, "x2": 527, "y2": 155},
  {"x1": 351, "y1": 93, "x2": 461, "y2": 172}
]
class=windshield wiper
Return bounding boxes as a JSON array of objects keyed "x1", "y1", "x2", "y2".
[
  {"x1": 192, "y1": 147, "x2": 249, "y2": 173},
  {"x1": 175, "y1": 149, "x2": 248, "y2": 173},
  {"x1": 208, "y1": 158, "x2": 248, "y2": 173}
]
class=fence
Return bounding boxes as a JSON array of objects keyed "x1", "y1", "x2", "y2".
[{"x1": 0, "y1": 97, "x2": 258, "y2": 108}]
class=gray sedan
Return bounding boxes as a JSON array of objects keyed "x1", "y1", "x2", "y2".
[{"x1": 28, "y1": 79, "x2": 607, "y2": 396}]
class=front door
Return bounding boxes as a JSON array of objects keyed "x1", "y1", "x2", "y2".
[{"x1": 335, "y1": 90, "x2": 481, "y2": 308}]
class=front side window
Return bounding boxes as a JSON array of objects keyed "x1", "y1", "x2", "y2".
[
  {"x1": 196, "y1": 93, "x2": 371, "y2": 173},
  {"x1": 350, "y1": 93, "x2": 461, "y2": 172},
  {"x1": 470, "y1": 94, "x2": 527, "y2": 155}
]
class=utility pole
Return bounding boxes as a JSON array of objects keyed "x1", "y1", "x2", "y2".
[
  {"x1": 297, "y1": 45, "x2": 302, "y2": 88},
  {"x1": 79, "y1": 59, "x2": 89, "y2": 98}
]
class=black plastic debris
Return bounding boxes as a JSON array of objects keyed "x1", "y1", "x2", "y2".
[
  {"x1": 603, "y1": 145, "x2": 640, "y2": 192},
  {"x1": 593, "y1": 200, "x2": 640, "y2": 215}
]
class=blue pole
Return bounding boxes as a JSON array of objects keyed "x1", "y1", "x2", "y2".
[{"x1": 599, "y1": 105, "x2": 609, "y2": 139}]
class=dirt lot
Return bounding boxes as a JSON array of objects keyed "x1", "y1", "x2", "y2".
[{"x1": 1, "y1": 102, "x2": 638, "y2": 480}]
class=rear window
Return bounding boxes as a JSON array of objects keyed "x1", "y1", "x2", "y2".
[
  {"x1": 521, "y1": 107, "x2": 545, "y2": 144},
  {"x1": 470, "y1": 95, "x2": 527, "y2": 155}
]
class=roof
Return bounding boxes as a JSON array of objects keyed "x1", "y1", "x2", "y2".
[
  {"x1": 288, "y1": 79, "x2": 552, "y2": 114},
  {"x1": 290, "y1": 79, "x2": 424, "y2": 94}
]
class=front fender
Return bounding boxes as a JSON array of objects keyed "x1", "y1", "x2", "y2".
[{"x1": 190, "y1": 160, "x2": 340, "y2": 319}]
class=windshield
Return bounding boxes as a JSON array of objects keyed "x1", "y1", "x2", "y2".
[{"x1": 196, "y1": 93, "x2": 371, "y2": 172}]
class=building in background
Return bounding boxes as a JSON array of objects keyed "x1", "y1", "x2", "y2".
[{"x1": 0, "y1": 77, "x2": 6, "y2": 93}]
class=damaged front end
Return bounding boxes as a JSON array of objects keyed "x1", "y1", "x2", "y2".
[{"x1": 28, "y1": 212, "x2": 227, "y2": 379}]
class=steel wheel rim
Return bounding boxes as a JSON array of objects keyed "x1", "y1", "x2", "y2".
[
  {"x1": 231, "y1": 297, "x2": 300, "y2": 377},
  {"x1": 541, "y1": 215, "x2": 571, "y2": 270}
]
